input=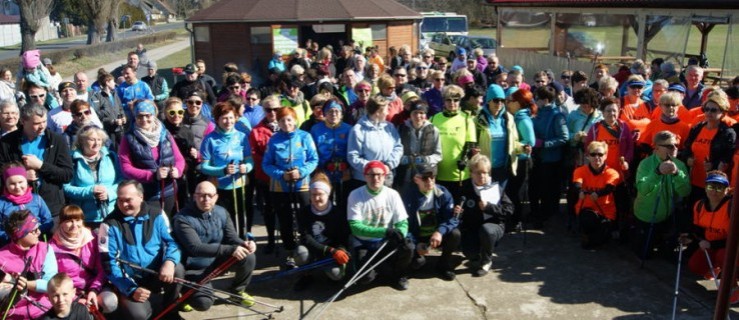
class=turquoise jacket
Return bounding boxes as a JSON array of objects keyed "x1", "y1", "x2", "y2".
[
  {"x1": 200, "y1": 128, "x2": 254, "y2": 190},
  {"x1": 63, "y1": 146, "x2": 122, "y2": 222}
]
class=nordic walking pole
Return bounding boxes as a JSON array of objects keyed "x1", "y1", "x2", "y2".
[
  {"x1": 241, "y1": 161, "x2": 248, "y2": 235},
  {"x1": 671, "y1": 242, "x2": 685, "y2": 320},
  {"x1": 230, "y1": 160, "x2": 240, "y2": 237},
  {"x1": 704, "y1": 249, "x2": 722, "y2": 289},
  {"x1": 641, "y1": 175, "x2": 665, "y2": 268},
  {"x1": 252, "y1": 258, "x2": 336, "y2": 284}
]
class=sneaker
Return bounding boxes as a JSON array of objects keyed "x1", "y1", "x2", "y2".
[
  {"x1": 731, "y1": 288, "x2": 739, "y2": 305},
  {"x1": 395, "y1": 277, "x2": 409, "y2": 291},
  {"x1": 283, "y1": 256, "x2": 297, "y2": 270},
  {"x1": 474, "y1": 261, "x2": 492, "y2": 277},
  {"x1": 179, "y1": 303, "x2": 194, "y2": 312},
  {"x1": 230, "y1": 291, "x2": 256, "y2": 307}
]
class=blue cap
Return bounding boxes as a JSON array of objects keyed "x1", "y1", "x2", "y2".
[
  {"x1": 485, "y1": 84, "x2": 505, "y2": 104},
  {"x1": 505, "y1": 86, "x2": 519, "y2": 98},
  {"x1": 626, "y1": 79, "x2": 646, "y2": 87},
  {"x1": 706, "y1": 172, "x2": 729, "y2": 186},
  {"x1": 548, "y1": 82, "x2": 565, "y2": 94},
  {"x1": 668, "y1": 83, "x2": 686, "y2": 93},
  {"x1": 511, "y1": 65, "x2": 524, "y2": 74},
  {"x1": 456, "y1": 47, "x2": 467, "y2": 55},
  {"x1": 134, "y1": 100, "x2": 156, "y2": 115}
]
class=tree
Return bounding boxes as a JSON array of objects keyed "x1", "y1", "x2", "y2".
[
  {"x1": 106, "y1": 1, "x2": 120, "y2": 42},
  {"x1": 80, "y1": 0, "x2": 115, "y2": 45},
  {"x1": 17, "y1": 0, "x2": 55, "y2": 53}
]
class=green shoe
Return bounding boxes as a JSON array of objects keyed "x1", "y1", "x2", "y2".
[
  {"x1": 179, "y1": 303, "x2": 194, "y2": 312},
  {"x1": 230, "y1": 291, "x2": 255, "y2": 307}
]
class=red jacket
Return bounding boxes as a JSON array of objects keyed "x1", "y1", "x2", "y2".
[{"x1": 250, "y1": 121, "x2": 275, "y2": 183}]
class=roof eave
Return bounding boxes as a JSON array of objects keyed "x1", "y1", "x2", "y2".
[{"x1": 186, "y1": 17, "x2": 421, "y2": 24}]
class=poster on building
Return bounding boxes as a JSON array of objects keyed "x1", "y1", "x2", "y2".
[
  {"x1": 273, "y1": 27, "x2": 298, "y2": 55},
  {"x1": 352, "y1": 27, "x2": 373, "y2": 49}
]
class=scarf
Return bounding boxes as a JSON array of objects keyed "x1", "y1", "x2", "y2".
[
  {"x1": 3, "y1": 188, "x2": 33, "y2": 205},
  {"x1": 82, "y1": 153, "x2": 101, "y2": 172},
  {"x1": 134, "y1": 120, "x2": 163, "y2": 148},
  {"x1": 267, "y1": 121, "x2": 279, "y2": 133},
  {"x1": 52, "y1": 226, "x2": 94, "y2": 254}
]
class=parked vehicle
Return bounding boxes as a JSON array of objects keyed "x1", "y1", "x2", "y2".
[
  {"x1": 429, "y1": 33, "x2": 497, "y2": 60},
  {"x1": 131, "y1": 21, "x2": 147, "y2": 31},
  {"x1": 419, "y1": 12, "x2": 468, "y2": 50}
]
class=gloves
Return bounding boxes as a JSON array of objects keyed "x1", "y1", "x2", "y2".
[
  {"x1": 400, "y1": 155, "x2": 409, "y2": 165},
  {"x1": 330, "y1": 248, "x2": 350, "y2": 265},
  {"x1": 385, "y1": 228, "x2": 404, "y2": 245},
  {"x1": 456, "y1": 159, "x2": 467, "y2": 171},
  {"x1": 414, "y1": 156, "x2": 425, "y2": 165}
]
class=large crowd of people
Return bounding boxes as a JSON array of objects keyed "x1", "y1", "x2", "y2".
[{"x1": 0, "y1": 40, "x2": 735, "y2": 319}]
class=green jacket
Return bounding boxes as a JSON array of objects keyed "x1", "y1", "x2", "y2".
[{"x1": 633, "y1": 154, "x2": 690, "y2": 223}]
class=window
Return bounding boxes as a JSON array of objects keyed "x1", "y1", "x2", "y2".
[
  {"x1": 371, "y1": 24, "x2": 386, "y2": 40},
  {"x1": 251, "y1": 26, "x2": 271, "y2": 44},
  {"x1": 194, "y1": 25, "x2": 209, "y2": 43}
]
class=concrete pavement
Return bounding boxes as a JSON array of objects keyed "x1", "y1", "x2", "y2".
[{"x1": 181, "y1": 211, "x2": 738, "y2": 320}]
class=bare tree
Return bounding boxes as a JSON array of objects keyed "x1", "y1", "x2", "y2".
[
  {"x1": 80, "y1": 0, "x2": 115, "y2": 44},
  {"x1": 106, "y1": 1, "x2": 120, "y2": 42},
  {"x1": 16, "y1": 0, "x2": 55, "y2": 53}
]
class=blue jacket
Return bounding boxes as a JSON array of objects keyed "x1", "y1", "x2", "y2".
[
  {"x1": 262, "y1": 129, "x2": 319, "y2": 192},
  {"x1": 403, "y1": 184, "x2": 459, "y2": 243},
  {"x1": 532, "y1": 104, "x2": 569, "y2": 163},
  {"x1": 99, "y1": 204, "x2": 180, "y2": 297},
  {"x1": 347, "y1": 116, "x2": 403, "y2": 181},
  {"x1": 63, "y1": 147, "x2": 122, "y2": 222},
  {"x1": 513, "y1": 109, "x2": 536, "y2": 160},
  {"x1": 200, "y1": 128, "x2": 254, "y2": 190},
  {"x1": 173, "y1": 202, "x2": 244, "y2": 271},
  {"x1": 566, "y1": 108, "x2": 602, "y2": 146},
  {"x1": 0, "y1": 194, "x2": 54, "y2": 244},
  {"x1": 310, "y1": 121, "x2": 352, "y2": 168}
]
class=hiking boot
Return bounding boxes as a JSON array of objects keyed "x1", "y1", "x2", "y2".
[
  {"x1": 436, "y1": 267, "x2": 456, "y2": 281},
  {"x1": 230, "y1": 291, "x2": 256, "y2": 307},
  {"x1": 474, "y1": 261, "x2": 492, "y2": 277},
  {"x1": 283, "y1": 256, "x2": 297, "y2": 270},
  {"x1": 359, "y1": 269, "x2": 377, "y2": 285},
  {"x1": 395, "y1": 277, "x2": 409, "y2": 291},
  {"x1": 179, "y1": 303, "x2": 193, "y2": 312},
  {"x1": 293, "y1": 275, "x2": 314, "y2": 291}
]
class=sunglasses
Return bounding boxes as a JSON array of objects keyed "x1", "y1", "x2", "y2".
[
  {"x1": 74, "y1": 109, "x2": 92, "y2": 117},
  {"x1": 706, "y1": 185, "x2": 727, "y2": 192},
  {"x1": 29, "y1": 94, "x2": 46, "y2": 99},
  {"x1": 629, "y1": 85, "x2": 644, "y2": 90},
  {"x1": 187, "y1": 100, "x2": 203, "y2": 106},
  {"x1": 434, "y1": 78, "x2": 445, "y2": 81},
  {"x1": 265, "y1": 108, "x2": 279, "y2": 113},
  {"x1": 445, "y1": 98, "x2": 461, "y2": 103},
  {"x1": 491, "y1": 98, "x2": 505, "y2": 103},
  {"x1": 229, "y1": 85, "x2": 241, "y2": 90},
  {"x1": 658, "y1": 144, "x2": 678, "y2": 150},
  {"x1": 394, "y1": 74, "x2": 407, "y2": 77},
  {"x1": 589, "y1": 152, "x2": 605, "y2": 157},
  {"x1": 416, "y1": 66, "x2": 428, "y2": 70},
  {"x1": 703, "y1": 107, "x2": 721, "y2": 113},
  {"x1": 168, "y1": 109, "x2": 185, "y2": 116}
]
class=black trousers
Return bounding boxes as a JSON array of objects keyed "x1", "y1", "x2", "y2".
[
  {"x1": 186, "y1": 254, "x2": 256, "y2": 311},
  {"x1": 529, "y1": 160, "x2": 564, "y2": 223},
  {"x1": 118, "y1": 263, "x2": 184, "y2": 319},
  {"x1": 272, "y1": 191, "x2": 310, "y2": 251}
]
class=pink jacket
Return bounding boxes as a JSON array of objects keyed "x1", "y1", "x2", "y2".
[
  {"x1": 51, "y1": 237, "x2": 106, "y2": 294},
  {"x1": 0, "y1": 242, "x2": 55, "y2": 319}
]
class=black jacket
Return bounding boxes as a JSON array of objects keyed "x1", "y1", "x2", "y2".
[
  {"x1": 0, "y1": 128, "x2": 73, "y2": 216},
  {"x1": 681, "y1": 121, "x2": 736, "y2": 170},
  {"x1": 458, "y1": 179, "x2": 514, "y2": 231}
]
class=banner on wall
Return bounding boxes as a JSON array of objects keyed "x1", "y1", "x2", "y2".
[
  {"x1": 352, "y1": 27, "x2": 373, "y2": 48},
  {"x1": 273, "y1": 27, "x2": 298, "y2": 54}
]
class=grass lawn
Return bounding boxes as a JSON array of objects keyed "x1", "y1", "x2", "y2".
[{"x1": 154, "y1": 47, "x2": 193, "y2": 84}]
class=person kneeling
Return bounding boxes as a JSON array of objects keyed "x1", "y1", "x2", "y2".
[
  {"x1": 572, "y1": 141, "x2": 621, "y2": 249},
  {"x1": 173, "y1": 181, "x2": 257, "y2": 311},
  {"x1": 293, "y1": 172, "x2": 351, "y2": 291},
  {"x1": 348, "y1": 161, "x2": 414, "y2": 290},
  {"x1": 402, "y1": 165, "x2": 461, "y2": 280}
]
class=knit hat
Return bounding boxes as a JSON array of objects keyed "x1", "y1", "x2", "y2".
[
  {"x1": 485, "y1": 84, "x2": 505, "y2": 104},
  {"x1": 363, "y1": 160, "x2": 388, "y2": 176},
  {"x1": 416, "y1": 164, "x2": 437, "y2": 178},
  {"x1": 505, "y1": 86, "x2": 519, "y2": 98},
  {"x1": 58, "y1": 81, "x2": 75, "y2": 92},
  {"x1": 401, "y1": 91, "x2": 419, "y2": 104},
  {"x1": 21, "y1": 49, "x2": 41, "y2": 69},
  {"x1": 3, "y1": 166, "x2": 27, "y2": 183},
  {"x1": 134, "y1": 100, "x2": 156, "y2": 115},
  {"x1": 409, "y1": 100, "x2": 429, "y2": 113},
  {"x1": 548, "y1": 82, "x2": 565, "y2": 95},
  {"x1": 148, "y1": 61, "x2": 157, "y2": 70},
  {"x1": 42, "y1": 58, "x2": 52, "y2": 66},
  {"x1": 457, "y1": 74, "x2": 474, "y2": 87},
  {"x1": 511, "y1": 65, "x2": 524, "y2": 75}
]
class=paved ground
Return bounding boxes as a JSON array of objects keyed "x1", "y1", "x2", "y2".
[{"x1": 178, "y1": 210, "x2": 739, "y2": 320}]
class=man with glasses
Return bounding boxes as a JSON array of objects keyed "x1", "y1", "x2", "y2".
[
  {"x1": 240, "y1": 88, "x2": 265, "y2": 129},
  {"x1": 170, "y1": 63, "x2": 216, "y2": 107},
  {"x1": 466, "y1": 58, "x2": 487, "y2": 89},
  {"x1": 423, "y1": 70, "x2": 447, "y2": 117},
  {"x1": 141, "y1": 61, "x2": 169, "y2": 108},
  {"x1": 26, "y1": 82, "x2": 58, "y2": 111},
  {"x1": 421, "y1": 48, "x2": 437, "y2": 70},
  {"x1": 483, "y1": 55, "x2": 506, "y2": 87},
  {"x1": 173, "y1": 181, "x2": 257, "y2": 312},
  {"x1": 391, "y1": 66, "x2": 418, "y2": 97},
  {"x1": 49, "y1": 82, "x2": 103, "y2": 134},
  {"x1": 337, "y1": 69, "x2": 359, "y2": 107},
  {"x1": 632, "y1": 130, "x2": 690, "y2": 257},
  {"x1": 347, "y1": 160, "x2": 413, "y2": 290},
  {"x1": 410, "y1": 62, "x2": 431, "y2": 91}
]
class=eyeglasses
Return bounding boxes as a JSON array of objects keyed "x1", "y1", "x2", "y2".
[
  {"x1": 394, "y1": 74, "x2": 407, "y2": 77},
  {"x1": 187, "y1": 100, "x2": 203, "y2": 106},
  {"x1": 228, "y1": 85, "x2": 241, "y2": 90},
  {"x1": 589, "y1": 152, "x2": 605, "y2": 157},
  {"x1": 136, "y1": 113, "x2": 153, "y2": 120},
  {"x1": 434, "y1": 78, "x2": 445, "y2": 82},
  {"x1": 629, "y1": 85, "x2": 644, "y2": 90},
  {"x1": 491, "y1": 98, "x2": 505, "y2": 104},
  {"x1": 706, "y1": 185, "x2": 727, "y2": 192},
  {"x1": 265, "y1": 108, "x2": 279, "y2": 113},
  {"x1": 168, "y1": 110, "x2": 185, "y2": 116},
  {"x1": 74, "y1": 109, "x2": 92, "y2": 117},
  {"x1": 561, "y1": 76, "x2": 571, "y2": 80},
  {"x1": 445, "y1": 98, "x2": 461, "y2": 103},
  {"x1": 703, "y1": 107, "x2": 721, "y2": 113},
  {"x1": 365, "y1": 173, "x2": 385, "y2": 178},
  {"x1": 416, "y1": 66, "x2": 428, "y2": 70},
  {"x1": 29, "y1": 94, "x2": 45, "y2": 99},
  {"x1": 194, "y1": 192, "x2": 217, "y2": 199},
  {"x1": 658, "y1": 144, "x2": 678, "y2": 150}
]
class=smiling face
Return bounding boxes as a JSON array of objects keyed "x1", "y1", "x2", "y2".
[
  {"x1": 278, "y1": 114, "x2": 296, "y2": 133},
  {"x1": 135, "y1": 112, "x2": 155, "y2": 131},
  {"x1": 310, "y1": 188, "x2": 330, "y2": 210},
  {"x1": 165, "y1": 104, "x2": 185, "y2": 126},
  {"x1": 185, "y1": 96, "x2": 203, "y2": 117},
  {"x1": 60, "y1": 218, "x2": 83, "y2": 238},
  {"x1": 117, "y1": 184, "x2": 143, "y2": 216},
  {"x1": 49, "y1": 280, "x2": 75, "y2": 317},
  {"x1": 81, "y1": 131, "x2": 103, "y2": 157},
  {"x1": 0, "y1": 106, "x2": 18, "y2": 130},
  {"x1": 218, "y1": 110, "x2": 236, "y2": 131},
  {"x1": 5, "y1": 174, "x2": 27, "y2": 196},
  {"x1": 602, "y1": 103, "x2": 619, "y2": 124},
  {"x1": 364, "y1": 167, "x2": 386, "y2": 191}
]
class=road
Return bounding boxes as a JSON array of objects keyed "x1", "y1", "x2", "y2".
[{"x1": 0, "y1": 21, "x2": 184, "y2": 61}]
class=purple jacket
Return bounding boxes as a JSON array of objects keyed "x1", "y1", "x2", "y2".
[
  {"x1": 51, "y1": 235, "x2": 105, "y2": 295},
  {"x1": 585, "y1": 119, "x2": 635, "y2": 164},
  {"x1": 0, "y1": 242, "x2": 56, "y2": 319}
]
